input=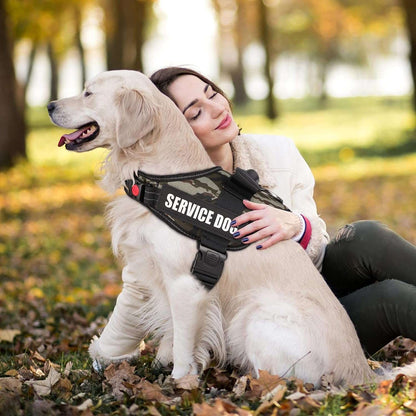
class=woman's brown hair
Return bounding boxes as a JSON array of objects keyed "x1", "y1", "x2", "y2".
[{"x1": 150, "y1": 66, "x2": 231, "y2": 107}]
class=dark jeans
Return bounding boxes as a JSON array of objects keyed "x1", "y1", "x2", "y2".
[{"x1": 321, "y1": 220, "x2": 416, "y2": 355}]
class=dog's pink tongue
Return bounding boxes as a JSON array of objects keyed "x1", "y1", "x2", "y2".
[{"x1": 58, "y1": 128, "x2": 85, "y2": 147}]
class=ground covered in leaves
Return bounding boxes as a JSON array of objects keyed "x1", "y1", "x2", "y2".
[{"x1": 1, "y1": 105, "x2": 416, "y2": 414}]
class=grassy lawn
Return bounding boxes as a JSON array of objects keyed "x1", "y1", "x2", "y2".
[{"x1": 1, "y1": 97, "x2": 416, "y2": 415}]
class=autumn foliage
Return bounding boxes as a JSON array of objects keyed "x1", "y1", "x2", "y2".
[{"x1": 1, "y1": 103, "x2": 416, "y2": 414}]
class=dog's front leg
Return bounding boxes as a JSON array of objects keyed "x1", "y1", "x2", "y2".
[
  {"x1": 166, "y1": 274, "x2": 207, "y2": 379},
  {"x1": 89, "y1": 264, "x2": 170, "y2": 368}
]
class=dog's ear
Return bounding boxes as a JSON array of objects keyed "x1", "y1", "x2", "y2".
[{"x1": 115, "y1": 88, "x2": 157, "y2": 148}]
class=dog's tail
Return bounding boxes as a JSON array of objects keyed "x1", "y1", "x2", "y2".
[{"x1": 378, "y1": 360, "x2": 416, "y2": 382}]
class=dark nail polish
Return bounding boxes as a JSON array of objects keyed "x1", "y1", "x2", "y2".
[
  {"x1": 242, "y1": 237, "x2": 249, "y2": 243},
  {"x1": 256, "y1": 245, "x2": 262, "y2": 249},
  {"x1": 233, "y1": 231, "x2": 240, "y2": 238},
  {"x1": 231, "y1": 220, "x2": 236, "y2": 226}
]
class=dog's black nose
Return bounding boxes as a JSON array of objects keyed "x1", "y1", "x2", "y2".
[{"x1": 47, "y1": 101, "x2": 56, "y2": 114}]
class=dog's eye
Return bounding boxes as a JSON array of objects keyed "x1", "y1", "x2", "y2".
[{"x1": 84, "y1": 91, "x2": 92, "y2": 97}]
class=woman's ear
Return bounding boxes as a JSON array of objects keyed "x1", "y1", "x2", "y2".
[{"x1": 115, "y1": 88, "x2": 157, "y2": 148}]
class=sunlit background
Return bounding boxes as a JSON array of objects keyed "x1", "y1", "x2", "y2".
[{"x1": 13, "y1": 0, "x2": 412, "y2": 106}]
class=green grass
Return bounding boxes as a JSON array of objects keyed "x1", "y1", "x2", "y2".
[{"x1": 236, "y1": 95, "x2": 415, "y2": 150}]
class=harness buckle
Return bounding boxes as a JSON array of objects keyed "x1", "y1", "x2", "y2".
[{"x1": 191, "y1": 244, "x2": 227, "y2": 290}]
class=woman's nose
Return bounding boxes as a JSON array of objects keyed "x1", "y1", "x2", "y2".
[{"x1": 209, "y1": 100, "x2": 225, "y2": 118}]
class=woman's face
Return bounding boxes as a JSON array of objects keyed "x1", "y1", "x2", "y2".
[{"x1": 167, "y1": 75, "x2": 239, "y2": 151}]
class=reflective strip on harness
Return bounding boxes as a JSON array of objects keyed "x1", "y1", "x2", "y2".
[
  {"x1": 156, "y1": 185, "x2": 239, "y2": 240},
  {"x1": 124, "y1": 167, "x2": 290, "y2": 290}
]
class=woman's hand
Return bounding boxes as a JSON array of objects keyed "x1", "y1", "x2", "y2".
[{"x1": 232, "y1": 200, "x2": 303, "y2": 249}]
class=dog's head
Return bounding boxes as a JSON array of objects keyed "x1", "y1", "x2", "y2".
[{"x1": 47, "y1": 70, "x2": 165, "y2": 152}]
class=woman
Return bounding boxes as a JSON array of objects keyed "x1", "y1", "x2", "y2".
[{"x1": 150, "y1": 66, "x2": 416, "y2": 356}]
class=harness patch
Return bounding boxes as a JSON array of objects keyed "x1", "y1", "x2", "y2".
[{"x1": 156, "y1": 185, "x2": 238, "y2": 240}]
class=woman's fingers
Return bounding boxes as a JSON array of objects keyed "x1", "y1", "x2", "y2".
[
  {"x1": 256, "y1": 233, "x2": 284, "y2": 250},
  {"x1": 242, "y1": 199, "x2": 265, "y2": 210},
  {"x1": 232, "y1": 200, "x2": 266, "y2": 227},
  {"x1": 233, "y1": 219, "x2": 267, "y2": 238},
  {"x1": 232, "y1": 201, "x2": 302, "y2": 249}
]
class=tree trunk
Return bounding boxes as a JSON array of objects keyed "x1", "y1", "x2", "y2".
[
  {"x1": 214, "y1": 0, "x2": 248, "y2": 106},
  {"x1": 318, "y1": 57, "x2": 329, "y2": 106},
  {"x1": 401, "y1": 0, "x2": 416, "y2": 113},
  {"x1": 132, "y1": 0, "x2": 147, "y2": 72},
  {"x1": 47, "y1": 42, "x2": 59, "y2": 101},
  {"x1": 105, "y1": 0, "x2": 124, "y2": 70},
  {"x1": 105, "y1": 0, "x2": 148, "y2": 71},
  {"x1": 232, "y1": 0, "x2": 248, "y2": 106},
  {"x1": 74, "y1": 7, "x2": 87, "y2": 87},
  {"x1": 0, "y1": 0, "x2": 26, "y2": 168},
  {"x1": 20, "y1": 41, "x2": 37, "y2": 108},
  {"x1": 259, "y1": 0, "x2": 278, "y2": 120},
  {"x1": 124, "y1": 0, "x2": 147, "y2": 71}
]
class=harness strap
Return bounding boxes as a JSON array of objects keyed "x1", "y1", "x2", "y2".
[{"x1": 190, "y1": 169, "x2": 262, "y2": 289}]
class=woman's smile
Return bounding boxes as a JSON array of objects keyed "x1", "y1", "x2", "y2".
[{"x1": 216, "y1": 114, "x2": 232, "y2": 130}]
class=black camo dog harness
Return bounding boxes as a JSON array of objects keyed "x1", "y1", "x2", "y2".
[{"x1": 125, "y1": 167, "x2": 290, "y2": 289}]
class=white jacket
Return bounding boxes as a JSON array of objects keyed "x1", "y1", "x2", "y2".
[{"x1": 231, "y1": 133, "x2": 329, "y2": 270}]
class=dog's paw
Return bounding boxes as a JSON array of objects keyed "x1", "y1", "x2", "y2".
[
  {"x1": 172, "y1": 366, "x2": 188, "y2": 380},
  {"x1": 154, "y1": 342, "x2": 173, "y2": 368},
  {"x1": 172, "y1": 360, "x2": 197, "y2": 379}
]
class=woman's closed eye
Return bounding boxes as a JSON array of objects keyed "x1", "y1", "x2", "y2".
[
  {"x1": 189, "y1": 89, "x2": 218, "y2": 120},
  {"x1": 190, "y1": 110, "x2": 201, "y2": 120}
]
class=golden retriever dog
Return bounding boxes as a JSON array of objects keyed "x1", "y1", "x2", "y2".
[{"x1": 48, "y1": 70, "x2": 416, "y2": 386}]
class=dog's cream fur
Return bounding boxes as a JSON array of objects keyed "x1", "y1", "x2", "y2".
[{"x1": 49, "y1": 70, "x2": 416, "y2": 386}]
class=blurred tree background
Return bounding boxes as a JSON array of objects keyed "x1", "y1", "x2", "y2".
[{"x1": 1, "y1": 0, "x2": 416, "y2": 167}]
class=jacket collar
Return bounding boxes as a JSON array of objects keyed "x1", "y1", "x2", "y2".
[{"x1": 230, "y1": 135, "x2": 277, "y2": 189}]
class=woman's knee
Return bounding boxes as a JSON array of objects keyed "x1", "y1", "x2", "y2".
[
  {"x1": 331, "y1": 220, "x2": 395, "y2": 267},
  {"x1": 322, "y1": 221, "x2": 395, "y2": 295},
  {"x1": 333, "y1": 220, "x2": 390, "y2": 245}
]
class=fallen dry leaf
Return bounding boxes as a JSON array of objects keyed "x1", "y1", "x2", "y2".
[
  {"x1": 246, "y1": 370, "x2": 284, "y2": 399},
  {"x1": 25, "y1": 366, "x2": 61, "y2": 396},
  {"x1": 347, "y1": 389, "x2": 376, "y2": 404},
  {"x1": 350, "y1": 404, "x2": 392, "y2": 416},
  {"x1": 174, "y1": 374, "x2": 199, "y2": 391},
  {"x1": 32, "y1": 350, "x2": 46, "y2": 363},
  {"x1": 63, "y1": 361, "x2": 73, "y2": 377},
  {"x1": 254, "y1": 384, "x2": 287, "y2": 415},
  {"x1": 0, "y1": 329, "x2": 20, "y2": 342},
  {"x1": 232, "y1": 376, "x2": 248, "y2": 397},
  {"x1": 77, "y1": 398, "x2": 93, "y2": 411},
  {"x1": 291, "y1": 395, "x2": 321, "y2": 413},
  {"x1": 403, "y1": 400, "x2": 416, "y2": 412},
  {"x1": 193, "y1": 398, "x2": 251, "y2": 416},
  {"x1": 104, "y1": 361, "x2": 140, "y2": 400},
  {"x1": 53, "y1": 377, "x2": 73, "y2": 400},
  {"x1": 133, "y1": 379, "x2": 171, "y2": 403},
  {"x1": 4, "y1": 369, "x2": 19, "y2": 377},
  {"x1": 0, "y1": 377, "x2": 22, "y2": 394},
  {"x1": 375, "y1": 379, "x2": 393, "y2": 395},
  {"x1": 205, "y1": 368, "x2": 236, "y2": 391},
  {"x1": 147, "y1": 405, "x2": 163, "y2": 416}
]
